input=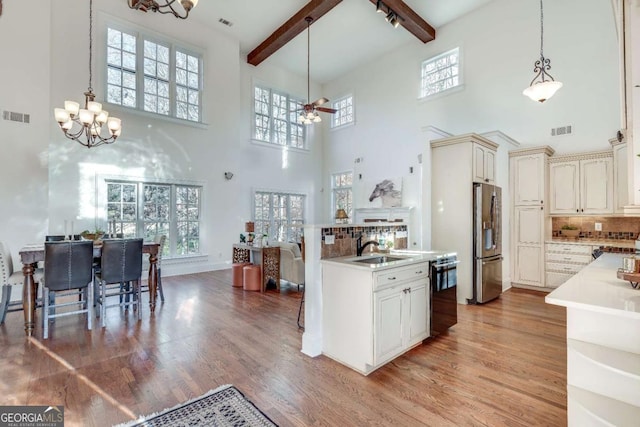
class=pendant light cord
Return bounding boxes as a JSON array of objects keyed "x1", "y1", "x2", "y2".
[
  {"x1": 307, "y1": 17, "x2": 311, "y2": 104},
  {"x1": 88, "y1": 0, "x2": 93, "y2": 92},
  {"x1": 539, "y1": 0, "x2": 544, "y2": 58}
]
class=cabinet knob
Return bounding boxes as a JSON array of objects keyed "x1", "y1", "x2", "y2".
[
  {"x1": 485, "y1": 178, "x2": 489, "y2": 182},
  {"x1": 576, "y1": 209, "x2": 579, "y2": 213}
]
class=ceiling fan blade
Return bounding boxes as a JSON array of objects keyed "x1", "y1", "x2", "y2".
[
  {"x1": 312, "y1": 97, "x2": 330, "y2": 106},
  {"x1": 316, "y1": 107, "x2": 337, "y2": 114}
]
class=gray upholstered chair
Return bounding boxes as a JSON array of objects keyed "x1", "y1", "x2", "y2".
[
  {"x1": 0, "y1": 241, "x2": 43, "y2": 324},
  {"x1": 42, "y1": 240, "x2": 94, "y2": 339},
  {"x1": 95, "y1": 238, "x2": 143, "y2": 327}
]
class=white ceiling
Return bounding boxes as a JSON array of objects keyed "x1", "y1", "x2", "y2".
[{"x1": 191, "y1": 0, "x2": 495, "y2": 83}]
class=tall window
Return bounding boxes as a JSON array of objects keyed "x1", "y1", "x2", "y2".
[
  {"x1": 420, "y1": 47, "x2": 461, "y2": 98},
  {"x1": 254, "y1": 191, "x2": 305, "y2": 243},
  {"x1": 331, "y1": 172, "x2": 353, "y2": 223},
  {"x1": 331, "y1": 95, "x2": 354, "y2": 128},
  {"x1": 107, "y1": 180, "x2": 202, "y2": 257},
  {"x1": 254, "y1": 85, "x2": 305, "y2": 149},
  {"x1": 107, "y1": 26, "x2": 203, "y2": 123}
]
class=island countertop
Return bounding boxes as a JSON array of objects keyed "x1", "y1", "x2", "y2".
[
  {"x1": 320, "y1": 249, "x2": 456, "y2": 271},
  {"x1": 545, "y1": 253, "x2": 640, "y2": 320}
]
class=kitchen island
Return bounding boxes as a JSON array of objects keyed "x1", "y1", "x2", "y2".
[
  {"x1": 545, "y1": 253, "x2": 640, "y2": 425},
  {"x1": 320, "y1": 251, "x2": 454, "y2": 375}
]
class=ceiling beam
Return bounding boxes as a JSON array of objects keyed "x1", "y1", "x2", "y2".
[
  {"x1": 368, "y1": 0, "x2": 436, "y2": 43},
  {"x1": 247, "y1": 0, "x2": 343, "y2": 67}
]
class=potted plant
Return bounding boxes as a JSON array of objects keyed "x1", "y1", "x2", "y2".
[{"x1": 560, "y1": 224, "x2": 580, "y2": 238}]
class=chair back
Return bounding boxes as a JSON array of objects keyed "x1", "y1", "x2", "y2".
[
  {"x1": 44, "y1": 241, "x2": 93, "y2": 291},
  {"x1": 100, "y1": 238, "x2": 143, "y2": 284},
  {"x1": 0, "y1": 241, "x2": 15, "y2": 285},
  {"x1": 46, "y1": 235, "x2": 81, "y2": 241},
  {"x1": 153, "y1": 234, "x2": 166, "y2": 260}
]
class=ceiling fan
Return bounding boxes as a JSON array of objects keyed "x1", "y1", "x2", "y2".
[{"x1": 297, "y1": 17, "x2": 336, "y2": 125}]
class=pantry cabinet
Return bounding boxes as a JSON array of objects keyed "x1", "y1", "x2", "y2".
[
  {"x1": 549, "y1": 152, "x2": 613, "y2": 215},
  {"x1": 510, "y1": 146, "x2": 554, "y2": 289}
]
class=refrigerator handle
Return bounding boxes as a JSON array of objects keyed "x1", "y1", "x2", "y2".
[{"x1": 490, "y1": 191, "x2": 497, "y2": 249}]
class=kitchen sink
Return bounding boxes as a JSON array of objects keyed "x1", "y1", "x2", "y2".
[{"x1": 351, "y1": 255, "x2": 407, "y2": 265}]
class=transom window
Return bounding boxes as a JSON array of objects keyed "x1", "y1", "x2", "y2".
[
  {"x1": 106, "y1": 180, "x2": 202, "y2": 257},
  {"x1": 331, "y1": 95, "x2": 354, "y2": 128},
  {"x1": 254, "y1": 191, "x2": 305, "y2": 243},
  {"x1": 253, "y1": 85, "x2": 306, "y2": 149},
  {"x1": 106, "y1": 26, "x2": 203, "y2": 123},
  {"x1": 420, "y1": 47, "x2": 461, "y2": 98},
  {"x1": 331, "y1": 172, "x2": 353, "y2": 223}
]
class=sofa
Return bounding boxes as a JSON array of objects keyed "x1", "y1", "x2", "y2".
[{"x1": 277, "y1": 242, "x2": 304, "y2": 290}]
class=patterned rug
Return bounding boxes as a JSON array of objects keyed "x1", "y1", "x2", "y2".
[{"x1": 115, "y1": 384, "x2": 278, "y2": 427}]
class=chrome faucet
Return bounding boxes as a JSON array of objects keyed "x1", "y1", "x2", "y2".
[{"x1": 356, "y1": 234, "x2": 379, "y2": 256}]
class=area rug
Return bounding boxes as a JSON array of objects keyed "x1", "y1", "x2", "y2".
[{"x1": 115, "y1": 384, "x2": 278, "y2": 426}]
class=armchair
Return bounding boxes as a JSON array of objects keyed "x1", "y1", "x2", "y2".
[{"x1": 278, "y1": 242, "x2": 304, "y2": 291}]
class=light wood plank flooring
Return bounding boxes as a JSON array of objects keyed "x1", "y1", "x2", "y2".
[{"x1": 0, "y1": 270, "x2": 567, "y2": 426}]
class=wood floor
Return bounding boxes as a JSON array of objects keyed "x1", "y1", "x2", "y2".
[{"x1": 0, "y1": 271, "x2": 567, "y2": 426}]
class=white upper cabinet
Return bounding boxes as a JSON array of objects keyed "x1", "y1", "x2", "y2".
[
  {"x1": 473, "y1": 143, "x2": 496, "y2": 184},
  {"x1": 512, "y1": 153, "x2": 546, "y2": 206},
  {"x1": 549, "y1": 152, "x2": 613, "y2": 215},
  {"x1": 611, "y1": 140, "x2": 628, "y2": 213}
]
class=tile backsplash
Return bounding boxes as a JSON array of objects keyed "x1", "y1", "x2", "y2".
[
  {"x1": 320, "y1": 225, "x2": 408, "y2": 259},
  {"x1": 552, "y1": 216, "x2": 640, "y2": 239}
]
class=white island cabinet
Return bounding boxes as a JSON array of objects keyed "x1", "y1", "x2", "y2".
[
  {"x1": 321, "y1": 258, "x2": 429, "y2": 376},
  {"x1": 545, "y1": 254, "x2": 640, "y2": 425}
]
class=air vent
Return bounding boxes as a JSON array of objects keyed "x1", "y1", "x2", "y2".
[
  {"x1": 551, "y1": 125, "x2": 572, "y2": 137},
  {"x1": 3, "y1": 110, "x2": 30, "y2": 124},
  {"x1": 218, "y1": 18, "x2": 233, "y2": 27}
]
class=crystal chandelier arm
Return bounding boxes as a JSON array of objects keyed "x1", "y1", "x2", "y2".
[{"x1": 128, "y1": 0, "x2": 193, "y2": 19}]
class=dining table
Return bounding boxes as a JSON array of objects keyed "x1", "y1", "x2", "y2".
[{"x1": 18, "y1": 240, "x2": 160, "y2": 337}]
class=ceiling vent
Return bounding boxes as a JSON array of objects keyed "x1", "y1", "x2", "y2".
[
  {"x1": 551, "y1": 125, "x2": 572, "y2": 137},
  {"x1": 3, "y1": 110, "x2": 30, "y2": 124}
]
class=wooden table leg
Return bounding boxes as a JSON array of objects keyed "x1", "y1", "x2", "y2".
[
  {"x1": 148, "y1": 252, "x2": 158, "y2": 312},
  {"x1": 22, "y1": 262, "x2": 36, "y2": 336}
]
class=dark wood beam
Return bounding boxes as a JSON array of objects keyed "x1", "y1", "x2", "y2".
[
  {"x1": 368, "y1": 0, "x2": 436, "y2": 43},
  {"x1": 247, "y1": 0, "x2": 343, "y2": 67}
]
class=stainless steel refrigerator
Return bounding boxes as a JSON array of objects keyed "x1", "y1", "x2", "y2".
[{"x1": 472, "y1": 182, "x2": 503, "y2": 303}]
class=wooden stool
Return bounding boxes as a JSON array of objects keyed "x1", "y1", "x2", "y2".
[
  {"x1": 232, "y1": 262, "x2": 251, "y2": 287},
  {"x1": 243, "y1": 265, "x2": 261, "y2": 292}
]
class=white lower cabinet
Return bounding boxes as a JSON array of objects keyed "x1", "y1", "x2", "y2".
[
  {"x1": 545, "y1": 243, "x2": 595, "y2": 288},
  {"x1": 322, "y1": 261, "x2": 429, "y2": 376}
]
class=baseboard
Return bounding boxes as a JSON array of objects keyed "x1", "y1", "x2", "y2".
[{"x1": 511, "y1": 283, "x2": 553, "y2": 293}]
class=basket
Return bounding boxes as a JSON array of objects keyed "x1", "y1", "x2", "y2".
[{"x1": 560, "y1": 229, "x2": 580, "y2": 238}]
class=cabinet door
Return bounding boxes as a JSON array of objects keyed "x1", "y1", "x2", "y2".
[
  {"x1": 512, "y1": 154, "x2": 544, "y2": 205},
  {"x1": 407, "y1": 282, "x2": 428, "y2": 346},
  {"x1": 550, "y1": 161, "x2": 580, "y2": 214},
  {"x1": 514, "y1": 245, "x2": 544, "y2": 286},
  {"x1": 374, "y1": 286, "x2": 404, "y2": 364},
  {"x1": 473, "y1": 145, "x2": 487, "y2": 183},
  {"x1": 581, "y1": 158, "x2": 613, "y2": 214},
  {"x1": 514, "y1": 206, "x2": 544, "y2": 245},
  {"x1": 613, "y1": 143, "x2": 628, "y2": 213},
  {"x1": 513, "y1": 206, "x2": 544, "y2": 287},
  {"x1": 484, "y1": 149, "x2": 496, "y2": 184}
]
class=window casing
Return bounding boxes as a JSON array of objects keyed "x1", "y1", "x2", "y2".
[
  {"x1": 331, "y1": 172, "x2": 353, "y2": 223},
  {"x1": 106, "y1": 26, "x2": 203, "y2": 123},
  {"x1": 420, "y1": 47, "x2": 461, "y2": 98},
  {"x1": 254, "y1": 191, "x2": 305, "y2": 243},
  {"x1": 331, "y1": 95, "x2": 354, "y2": 128},
  {"x1": 106, "y1": 180, "x2": 202, "y2": 257},
  {"x1": 253, "y1": 85, "x2": 306, "y2": 149}
]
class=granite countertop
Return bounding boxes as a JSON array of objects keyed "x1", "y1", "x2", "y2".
[
  {"x1": 546, "y1": 253, "x2": 640, "y2": 319},
  {"x1": 320, "y1": 249, "x2": 456, "y2": 271},
  {"x1": 547, "y1": 238, "x2": 636, "y2": 248}
]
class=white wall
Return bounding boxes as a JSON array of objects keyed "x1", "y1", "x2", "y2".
[
  {"x1": 322, "y1": 0, "x2": 621, "y2": 253},
  {"x1": 0, "y1": 0, "x2": 325, "y2": 276}
]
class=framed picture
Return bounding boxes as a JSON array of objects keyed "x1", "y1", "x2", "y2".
[{"x1": 360, "y1": 178, "x2": 402, "y2": 208}]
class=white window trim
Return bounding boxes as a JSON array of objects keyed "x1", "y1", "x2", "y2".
[
  {"x1": 331, "y1": 170, "x2": 354, "y2": 224},
  {"x1": 418, "y1": 46, "x2": 463, "y2": 101},
  {"x1": 96, "y1": 174, "x2": 206, "y2": 259},
  {"x1": 97, "y1": 13, "x2": 205, "y2": 125},
  {"x1": 330, "y1": 93, "x2": 355, "y2": 130},
  {"x1": 250, "y1": 78, "x2": 308, "y2": 151}
]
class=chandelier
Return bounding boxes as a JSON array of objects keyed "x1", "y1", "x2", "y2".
[
  {"x1": 522, "y1": 0, "x2": 562, "y2": 103},
  {"x1": 127, "y1": 0, "x2": 198, "y2": 19},
  {"x1": 54, "y1": 0, "x2": 121, "y2": 148}
]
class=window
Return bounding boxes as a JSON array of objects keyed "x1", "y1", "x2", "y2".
[
  {"x1": 107, "y1": 26, "x2": 203, "y2": 122},
  {"x1": 107, "y1": 180, "x2": 202, "y2": 257},
  {"x1": 254, "y1": 191, "x2": 305, "y2": 243},
  {"x1": 331, "y1": 95, "x2": 354, "y2": 128},
  {"x1": 420, "y1": 47, "x2": 461, "y2": 98},
  {"x1": 253, "y1": 85, "x2": 306, "y2": 149},
  {"x1": 331, "y1": 172, "x2": 353, "y2": 223}
]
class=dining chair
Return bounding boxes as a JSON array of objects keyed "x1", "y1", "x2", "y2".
[
  {"x1": 153, "y1": 234, "x2": 166, "y2": 302},
  {"x1": 46, "y1": 235, "x2": 81, "y2": 241},
  {"x1": 95, "y1": 238, "x2": 143, "y2": 327},
  {"x1": 0, "y1": 241, "x2": 44, "y2": 324},
  {"x1": 42, "y1": 240, "x2": 94, "y2": 339}
]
